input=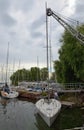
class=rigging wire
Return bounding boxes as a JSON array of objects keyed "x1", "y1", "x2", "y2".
[{"x1": 52, "y1": 10, "x2": 79, "y2": 28}]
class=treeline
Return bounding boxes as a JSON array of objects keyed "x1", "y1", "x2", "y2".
[{"x1": 10, "y1": 67, "x2": 55, "y2": 85}]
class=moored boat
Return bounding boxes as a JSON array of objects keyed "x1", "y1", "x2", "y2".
[
  {"x1": 1, "y1": 90, "x2": 19, "y2": 99},
  {"x1": 36, "y1": 98, "x2": 61, "y2": 127}
]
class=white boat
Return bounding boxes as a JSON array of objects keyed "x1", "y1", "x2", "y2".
[
  {"x1": 1, "y1": 91, "x2": 19, "y2": 99},
  {"x1": 36, "y1": 98, "x2": 61, "y2": 127}
]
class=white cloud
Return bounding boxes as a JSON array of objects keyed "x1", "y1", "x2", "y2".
[{"x1": 63, "y1": 0, "x2": 76, "y2": 15}]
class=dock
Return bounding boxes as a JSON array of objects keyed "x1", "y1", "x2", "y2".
[{"x1": 61, "y1": 101, "x2": 75, "y2": 107}]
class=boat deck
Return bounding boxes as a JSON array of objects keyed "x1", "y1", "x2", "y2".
[{"x1": 36, "y1": 99, "x2": 61, "y2": 117}]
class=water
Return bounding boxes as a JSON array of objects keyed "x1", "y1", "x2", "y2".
[{"x1": 0, "y1": 97, "x2": 84, "y2": 130}]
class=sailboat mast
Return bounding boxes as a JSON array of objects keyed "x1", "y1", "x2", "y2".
[
  {"x1": 5, "y1": 42, "x2": 9, "y2": 83},
  {"x1": 46, "y1": 3, "x2": 50, "y2": 101},
  {"x1": 49, "y1": 36, "x2": 52, "y2": 78},
  {"x1": 46, "y1": 3, "x2": 49, "y2": 81}
]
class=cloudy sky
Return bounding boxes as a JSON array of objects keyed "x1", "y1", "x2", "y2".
[{"x1": 0, "y1": 0, "x2": 84, "y2": 76}]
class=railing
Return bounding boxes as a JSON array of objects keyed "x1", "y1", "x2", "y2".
[
  {"x1": 62, "y1": 83, "x2": 84, "y2": 90},
  {"x1": 51, "y1": 83, "x2": 84, "y2": 91}
]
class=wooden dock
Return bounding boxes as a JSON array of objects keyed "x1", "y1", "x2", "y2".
[{"x1": 61, "y1": 101, "x2": 75, "y2": 107}]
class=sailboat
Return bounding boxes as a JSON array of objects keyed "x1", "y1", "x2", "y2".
[
  {"x1": 1, "y1": 42, "x2": 19, "y2": 99},
  {"x1": 35, "y1": 5, "x2": 61, "y2": 127}
]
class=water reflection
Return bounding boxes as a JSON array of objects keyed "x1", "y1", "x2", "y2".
[
  {"x1": 0, "y1": 98, "x2": 9, "y2": 114},
  {"x1": 35, "y1": 114, "x2": 52, "y2": 130},
  {"x1": 0, "y1": 97, "x2": 18, "y2": 114}
]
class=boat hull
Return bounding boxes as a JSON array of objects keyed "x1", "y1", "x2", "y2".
[
  {"x1": 1, "y1": 91, "x2": 19, "y2": 98},
  {"x1": 36, "y1": 98, "x2": 61, "y2": 127}
]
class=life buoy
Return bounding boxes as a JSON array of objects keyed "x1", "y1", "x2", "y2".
[{"x1": 4, "y1": 92, "x2": 8, "y2": 96}]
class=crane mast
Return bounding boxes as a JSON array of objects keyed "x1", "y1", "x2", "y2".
[{"x1": 47, "y1": 8, "x2": 84, "y2": 45}]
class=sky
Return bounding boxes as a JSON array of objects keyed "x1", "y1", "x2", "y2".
[{"x1": 0, "y1": 0, "x2": 84, "y2": 81}]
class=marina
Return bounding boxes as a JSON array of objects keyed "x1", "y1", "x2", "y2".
[
  {"x1": 0, "y1": 83, "x2": 84, "y2": 103},
  {"x1": 0, "y1": 0, "x2": 84, "y2": 129}
]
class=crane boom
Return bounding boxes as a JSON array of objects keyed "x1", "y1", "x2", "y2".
[{"x1": 47, "y1": 8, "x2": 84, "y2": 45}]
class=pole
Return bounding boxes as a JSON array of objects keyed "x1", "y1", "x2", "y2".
[
  {"x1": 46, "y1": 3, "x2": 50, "y2": 101},
  {"x1": 45, "y1": 3, "x2": 49, "y2": 81},
  {"x1": 5, "y1": 42, "x2": 9, "y2": 83}
]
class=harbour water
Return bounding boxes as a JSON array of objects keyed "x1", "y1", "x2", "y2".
[{"x1": 0, "y1": 97, "x2": 83, "y2": 130}]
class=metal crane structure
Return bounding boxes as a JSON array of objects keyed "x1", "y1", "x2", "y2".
[{"x1": 46, "y1": 8, "x2": 84, "y2": 46}]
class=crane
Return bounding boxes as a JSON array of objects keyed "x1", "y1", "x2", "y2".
[{"x1": 46, "y1": 8, "x2": 84, "y2": 46}]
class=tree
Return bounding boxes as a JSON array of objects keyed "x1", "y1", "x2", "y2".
[
  {"x1": 30, "y1": 67, "x2": 40, "y2": 81},
  {"x1": 39, "y1": 67, "x2": 48, "y2": 81},
  {"x1": 10, "y1": 68, "x2": 30, "y2": 85},
  {"x1": 54, "y1": 24, "x2": 84, "y2": 83}
]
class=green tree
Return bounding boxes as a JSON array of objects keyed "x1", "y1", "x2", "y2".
[
  {"x1": 30, "y1": 67, "x2": 40, "y2": 81},
  {"x1": 40, "y1": 67, "x2": 48, "y2": 81},
  {"x1": 54, "y1": 24, "x2": 84, "y2": 83},
  {"x1": 10, "y1": 68, "x2": 30, "y2": 85}
]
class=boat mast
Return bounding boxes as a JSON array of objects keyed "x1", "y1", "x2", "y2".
[
  {"x1": 1, "y1": 64, "x2": 4, "y2": 82},
  {"x1": 46, "y1": 3, "x2": 51, "y2": 101},
  {"x1": 46, "y1": 3, "x2": 49, "y2": 82},
  {"x1": 18, "y1": 59, "x2": 21, "y2": 84},
  {"x1": 49, "y1": 20, "x2": 52, "y2": 79},
  {"x1": 5, "y1": 42, "x2": 9, "y2": 83}
]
